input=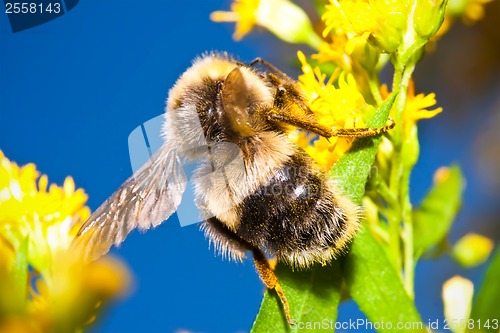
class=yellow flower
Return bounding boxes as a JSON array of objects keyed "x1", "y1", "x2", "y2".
[
  {"x1": 210, "y1": 0, "x2": 259, "y2": 41},
  {"x1": 28, "y1": 254, "x2": 131, "y2": 332},
  {"x1": 405, "y1": 86, "x2": 442, "y2": 124},
  {"x1": 377, "y1": 81, "x2": 441, "y2": 167},
  {"x1": 211, "y1": 0, "x2": 321, "y2": 48},
  {"x1": 312, "y1": 35, "x2": 352, "y2": 70},
  {"x1": 313, "y1": 33, "x2": 383, "y2": 81},
  {"x1": 322, "y1": 0, "x2": 410, "y2": 54},
  {"x1": 0, "y1": 151, "x2": 90, "y2": 275},
  {"x1": 381, "y1": 80, "x2": 442, "y2": 134},
  {"x1": 292, "y1": 52, "x2": 373, "y2": 170},
  {"x1": 0, "y1": 151, "x2": 131, "y2": 333}
]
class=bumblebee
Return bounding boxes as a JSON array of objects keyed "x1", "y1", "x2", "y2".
[{"x1": 74, "y1": 53, "x2": 393, "y2": 324}]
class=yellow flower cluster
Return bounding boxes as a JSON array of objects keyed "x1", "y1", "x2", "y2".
[
  {"x1": 311, "y1": 34, "x2": 354, "y2": 73},
  {"x1": 318, "y1": 0, "x2": 448, "y2": 66},
  {"x1": 322, "y1": 0, "x2": 409, "y2": 54},
  {"x1": 291, "y1": 51, "x2": 373, "y2": 170},
  {"x1": 0, "y1": 152, "x2": 90, "y2": 274},
  {"x1": 0, "y1": 151, "x2": 130, "y2": 333}
]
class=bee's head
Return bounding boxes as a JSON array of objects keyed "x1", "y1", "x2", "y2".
[
  {"x1": 166, "y1": 54, "x2": 274, "y2": 149},
  {"x1": 266, "y1": 73, "x2": 309, "y2": 116}
]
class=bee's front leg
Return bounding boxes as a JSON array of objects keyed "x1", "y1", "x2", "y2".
[{"x1": 266, "y1": 108, "x2": 395, "y2": 139}]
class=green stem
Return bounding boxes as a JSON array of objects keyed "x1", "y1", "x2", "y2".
[
  {"x1": 387, "y1": 61, "x2": 416, "y2": 293},
  {"x1": 398, "y1": 64, "x2": 416, "y2": 297},
  {"x1": 370, "y1": 222, "x2": 390, "y2": 244},
  {"x1": 402, "y1": 186, "x2": 415, "y2": 299},
  {"x1": 391, "y1": 63, "x2": 404, "y2": 148},
  {"x1": 400, "y1": 132, "x2": 416, "y2": 299},
  {"x1": 368, "y1": 74, "x2": 383, "y2": 106},
  {"x1": 384, "y1": 60, "x2": 404, "y2": 274},
  {"x1": 388, "y1": 151, "x2": 402, "y2": 273},
  {"x1": 377, "y1": 177, "x2": 398, "y2": 207}
]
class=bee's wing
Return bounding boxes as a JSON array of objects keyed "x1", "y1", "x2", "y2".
[{"x1": 73, "y1": 142, "x2": 187, "y2": 262}]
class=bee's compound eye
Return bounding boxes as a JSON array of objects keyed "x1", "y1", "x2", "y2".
[{"x1": 277, "y1": 86, "x2": 286, "y2": 95}]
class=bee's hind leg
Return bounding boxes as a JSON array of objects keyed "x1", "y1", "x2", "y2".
[
  {"x1": 202, "y1": 217, "x2": 293, "y2": 325},
  {"x1": 251, "y1": 248, "x2": 294, "y2": 326}
]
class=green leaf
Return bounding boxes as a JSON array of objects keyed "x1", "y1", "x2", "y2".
[
  {"x1": 331, "y1": 94, "x2": 396, "y2": 200},
  {"x1": 336, "y1": 95, "x2": 426, "y2": 332},
  {"x1": 343, "y1": 231, "x2": 426, "y2": 333},
  {"x1": 467, "y1": 247, "x2": 500, "y2": 333},
  {"x1": 413, "y1": 166, "x2": 464, "y2": 255},
  {"x1": 252, "y1": 95, "x2": 404, "y2": 332},
  {"x1": 251, "y1": 262, "x2": 342, "y2": 333}
]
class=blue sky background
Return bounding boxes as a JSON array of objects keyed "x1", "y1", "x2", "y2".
[{"x1": 1, "y1": 1, "x2": 499, "y2": 332}]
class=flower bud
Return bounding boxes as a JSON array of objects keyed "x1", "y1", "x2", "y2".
[
  {"x1": 376, "y1": 136, "x2": 394, "y2": 179},
  {"x1": 256, "y1": 0, "x2": 322, "y2": 48},
  {"x1": 351, "y1": 40, "x2": 381, "y2": 73},
  {"x1": 372, "y1": 25, "x2": 403, "y2": 54},
  {"x1": 452, "y1": 233, "x2": 494, "y2": 268},
  {"x1": 372, "y1": 1, "x2": 408, "y2": 53},
  {"x1": 414, "y1": 0, "x2": 448, "y2": 39}
]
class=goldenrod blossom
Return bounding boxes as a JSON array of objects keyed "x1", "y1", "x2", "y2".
[
  {"x1": 210, "y1": 0, "x2": 259, "y2": 41},
  {"x1": 0, "y1": 151, "x2": 131, "y2": 333},
  {"x1": 381, "y1": 81, "x2": 442, "y2": 134},
  {"x1": 292, "y1": 51, "x2": 373, "y2": 170},
  {"x1": 405, "y1": 89, "x2": 442, "y2": 124},
  {"x1": 211, "y1": 0, "x2": 321, "y2": 48},
  {"x1": 312, "y1": 35, "x2": 352, "y2": 70},
  {"x1": 322, "y1": 0, "x2": 410, "y2": 54},
  {"x1": 0, "y1": 151, "x2": 90, "y2": 275}
]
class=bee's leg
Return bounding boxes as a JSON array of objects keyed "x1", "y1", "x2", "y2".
[
  {"x1": 251, "y1": 248, "x2": 294, "y2": 326},
  {"x1": 266, "y1": 109, "x2": 395, "y2": 138},
  {"x1": 203, "y1": 217, "x2": 294, "y2": 325},
  {"x1": 327, "y1": 119, "x2": 395, "y2": 137},
  {"x1": 246, "y1": 58, "x2": 290, "y2": 80},
  {"x1": 202, "y1": 217, "x2": 293, "y2": 325},
  {"x1": 247, "y1": 58, "x2": 281, "y2": 72}
]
